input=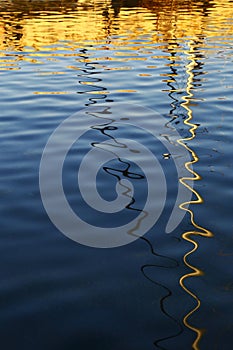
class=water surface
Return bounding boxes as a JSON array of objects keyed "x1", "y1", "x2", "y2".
[{"x1": 0, "y1": 1, "x2": 233, "y2": 349}]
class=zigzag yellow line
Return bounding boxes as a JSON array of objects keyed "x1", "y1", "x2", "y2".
[{"x1": 178, "y1": 41, "x2": 213, "y2": 350}]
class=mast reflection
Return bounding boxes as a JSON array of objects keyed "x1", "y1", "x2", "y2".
[{"x1": 176, "y1": 38, "x2": 213, "y2": 349}]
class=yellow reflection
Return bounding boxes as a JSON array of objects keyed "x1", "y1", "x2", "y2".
[
  {"x1": 116, "y1": 89, "x2": 137, "y2": 93},
  {"x1": 34, "y1": 91, "x2": 71, "y2": 95},
  {"x1": 0, "y1": 0, "x2": 233, "y2": 53},
  {"x1": 177, "y1": 40, "x2": 213, "y2": 349},
  {"x1": 0, "y1": 1, "x2": 230, "y2": 344}
]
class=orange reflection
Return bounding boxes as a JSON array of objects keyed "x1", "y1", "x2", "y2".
[
  {"x1": 177, "y1": 39, "x2": 213, "y2": 349},
  {"x1": 0, "y1": 0, "x2": 233, "y2": 52},
  {"x1": 0, "y1": 0, "x2": 230, "y2": 346}
]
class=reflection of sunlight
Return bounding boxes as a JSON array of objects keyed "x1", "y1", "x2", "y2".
[
  {"x1": 0, "y1": 0, "x2": 233, "y2": 52},
  {"x1": 0, "y1": 0, "x2": 230, "y2": 347},
  {"x1": 178, "y1": 40, "x2": 213, "y2": 350}
]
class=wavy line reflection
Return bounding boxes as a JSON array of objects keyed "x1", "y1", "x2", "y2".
[
  {"x1": 76, "y1": 32, "x2": 212, "y2": 348},
  {"x1": 140, "y1": 243, "x2": 183, "y2": 350},
  {"x1": 81, "y1": 103, "x2": 183, "y2": 348},
  {"x1": 177, "y1": 39, "x2": 213, "y2": 350}
]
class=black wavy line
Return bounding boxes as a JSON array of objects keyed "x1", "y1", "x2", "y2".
[{"x1": 76, "y1": 46, "x2": 184, "y2": 349}]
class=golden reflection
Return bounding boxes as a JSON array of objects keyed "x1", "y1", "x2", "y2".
[
  {"x1": 0, "y1": 0, "x2": 231, "y2": 345},
  {"x1": 177, "y1": 39, "x2": 213, "y2": 349},
  {"x1": 0, "y1": 0, "x2": 233, "y2": 53},
  {"x1": 33, "y1": 91, "x2": 71, "y2": 95}
]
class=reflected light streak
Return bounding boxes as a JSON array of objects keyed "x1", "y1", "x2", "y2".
[{"x1": 178, "y1": 40, "x2": 213, "y2": 350}]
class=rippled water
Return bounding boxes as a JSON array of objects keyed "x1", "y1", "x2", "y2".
[{"x1": 0, "y1": 1, "x2": 233, "y2": 349}]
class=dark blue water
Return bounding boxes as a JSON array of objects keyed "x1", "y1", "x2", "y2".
[{"x1": 0, "y1": 1, "x2": 232, "y2": 349}]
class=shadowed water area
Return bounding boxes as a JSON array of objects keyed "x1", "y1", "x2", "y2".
[{"x1": 0, "y1": 0, "x2": 233, "y2": 349}]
